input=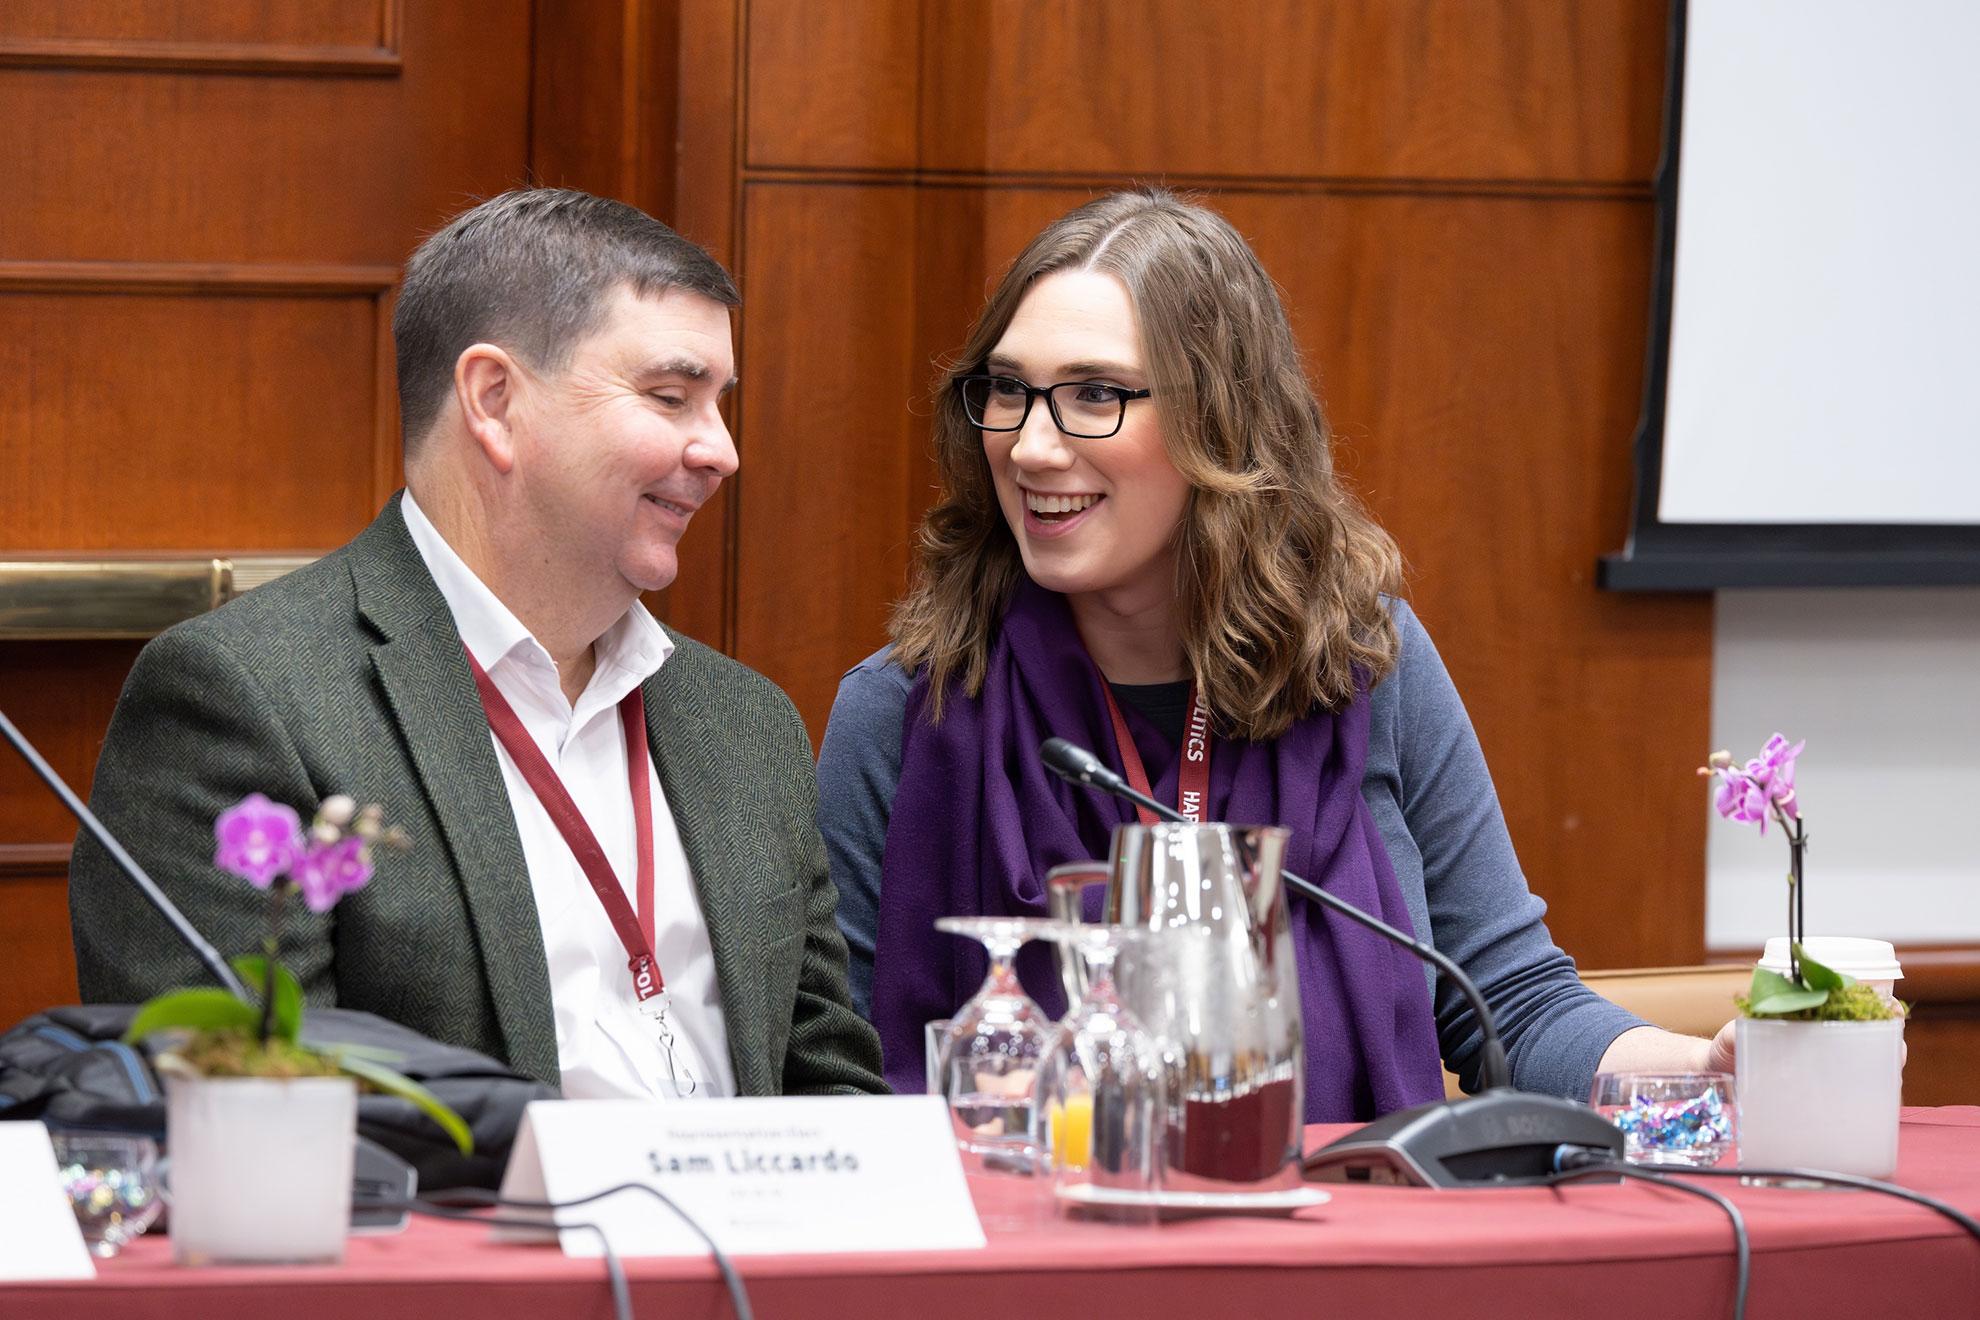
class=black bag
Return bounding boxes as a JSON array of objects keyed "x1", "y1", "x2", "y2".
[{"x1": 0, "y1": 1004, "x2": 554, "y2": 1190}]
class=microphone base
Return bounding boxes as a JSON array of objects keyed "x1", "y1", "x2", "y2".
[{"x1": 1301, "y1": 1088, "x2": 1623, "y2": 1188}]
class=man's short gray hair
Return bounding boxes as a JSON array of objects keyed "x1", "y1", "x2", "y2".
[{"x1": 392, "y1": 188, "x2": 739, "y2": 453}]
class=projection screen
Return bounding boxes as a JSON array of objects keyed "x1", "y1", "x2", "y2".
[{"x1": 1601, "y1": 0, "x2": 1980, "y2": 589}]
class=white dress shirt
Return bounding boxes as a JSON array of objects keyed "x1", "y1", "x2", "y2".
[{"x1": 400, "y1": 493, "x2": 735, "y2": 1100}]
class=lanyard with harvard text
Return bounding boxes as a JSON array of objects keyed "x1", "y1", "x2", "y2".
[
  {"x1": 1099, "y1": 682, "x2": 1212, "y2": 824},
  {"x1": 464, "y1": 647, "x2": 696, "y2": 1094}
]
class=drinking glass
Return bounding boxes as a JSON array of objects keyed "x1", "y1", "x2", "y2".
[
  {"x1": 1043, "y1": 859, "x2": 1110, "y2": 1004},
  {"x1": 49, "y1": 1132, "x2": 163, "y2": 1258},
  {"x1": 1590, "y1": 1072, "x2": 1737, "y2": 1167},
  {"x1": 922, "y1": 1018, "x2": 951, "y2": 1095},
  {"x1": 932, "y1": 915, "x2": 1060, "y2": 1162},
  {"x1": 1032, "y1": 922, "x2": 1167, "y2": 1221}
]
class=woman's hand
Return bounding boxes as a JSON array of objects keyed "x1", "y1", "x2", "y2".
[{"x1": 1705, "y1": 1019, "x2": 1738, "y2": 1073}]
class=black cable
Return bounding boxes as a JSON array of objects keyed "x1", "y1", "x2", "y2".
[
  {"x1": 393, "y1": 1201, "x2": 631, "y2": 1320},
  {"x1": 1546, "y1": 1156, "x2": 1750, "y2": 1320},
  {"x1": 1660, "y1": 1163, "x2": 1980, "y2": 1244},
  {"x1": 381, "y1": 1182, "x2": 754, "y2": 1320}
]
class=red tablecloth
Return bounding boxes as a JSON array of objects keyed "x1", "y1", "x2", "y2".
[{"x1": 11, "y1": 1107, "x2": 1979, "y2": 1320}]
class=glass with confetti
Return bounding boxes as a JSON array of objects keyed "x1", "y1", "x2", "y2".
[
  {"x1": 50, "y1": 1132, "x2": 163, "y2": 1257},
  {"x1": 1590, "y1": 1072, "x2": 1738, "y2": 1167}
]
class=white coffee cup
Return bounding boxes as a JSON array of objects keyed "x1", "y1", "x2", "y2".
[{"x1": 1757, "y1": 935, "x2": 1902, "y2": 1000}]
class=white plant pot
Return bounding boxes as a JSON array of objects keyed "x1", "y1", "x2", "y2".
[
  {"x1": 165, "y1": 1074, "x2": 357, "y2": 1265},
  {"x1": 1735, "y1": 1017, "x2": 1903, "y2": 1179}
]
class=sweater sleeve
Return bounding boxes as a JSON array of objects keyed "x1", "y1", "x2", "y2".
[
  {"x1": 1388, "y1": 601, "x2": 1646, "y2": 1098},
  {"x1": 814, "y1": 648, "x2": 912, "y2": 1021}
]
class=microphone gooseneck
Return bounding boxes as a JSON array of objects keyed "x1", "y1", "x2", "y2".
[
  {"x1": 1, "y1": 706, "x2": 249, "y2": 999},
  {"x1": 1043, "y1": 734, "x2": 1511, "y2": 1091},
  {"x1": 1041, "y1": 735, "x2": 1630, "y2": 1188}
]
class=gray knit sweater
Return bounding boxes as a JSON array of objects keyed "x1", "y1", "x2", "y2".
[{"x1": 815, "y1": 599, "x2": 1642, "y2": 1100}]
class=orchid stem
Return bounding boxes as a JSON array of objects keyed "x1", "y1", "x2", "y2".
[
  {"x1": 1766, "y1": 802, "x2": 1806, "y2": 985},
  {"x1": 260, "y1": 882, "x2": 285, "y2": 1046},
  {"x1": 1792, "y1": 819, "x2": 1806, "y2": 961}
]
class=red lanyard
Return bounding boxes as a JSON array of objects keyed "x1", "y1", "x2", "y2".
[
  {"x1": 464, "y1": 648, "x2": 664, "y2": 1003},
  {"x1": 1099, "y1": 682, "x2": 1212, "y2": 824}
]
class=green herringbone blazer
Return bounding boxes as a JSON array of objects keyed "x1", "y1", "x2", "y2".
[{"x1": 68, "y1": 495, "x2": 886, "y2": 1097}]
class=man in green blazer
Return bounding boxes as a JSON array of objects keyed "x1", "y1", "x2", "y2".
[{"x1": 68, "y1": 189, "x2": 885, "y2": 1099}]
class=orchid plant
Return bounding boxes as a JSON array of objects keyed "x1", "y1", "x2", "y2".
[
  {"x1": 1700, "y1": 734, "x2": 1896, "y2": 1022},
  {"x1": 123, "y1": 793, "x2": 471, "y2": 1153}
]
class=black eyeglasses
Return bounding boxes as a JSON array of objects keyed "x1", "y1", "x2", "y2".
[{"x1": 955, "y1": 373, "x2": 1152, "y2": 440}]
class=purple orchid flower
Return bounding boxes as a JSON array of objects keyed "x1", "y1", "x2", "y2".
[
  {"x1": 293, "y1": 835, "x2": 373, "y2": 914},
  {"x1": 1750, "y1": 733, "x2": 1804, "y2": 820},
  {"x1": 1713, "y1": 767, "x2": 1772, "y2": 831},
  {"x1": 213, "y1": 793, "x2": 304, "y2": 889},
  {"x1": 1706, "y1": 733, "x2": 1804, "y2": 834}
]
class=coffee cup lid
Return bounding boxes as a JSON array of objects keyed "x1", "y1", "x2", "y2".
[{"x1": 1758, "y1": 935, "x2": 1902, "y2": 981}]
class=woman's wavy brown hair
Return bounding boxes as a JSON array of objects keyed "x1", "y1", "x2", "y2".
[{"x1": 891, "y1": 187, "x2": 1402, "y2": 741}]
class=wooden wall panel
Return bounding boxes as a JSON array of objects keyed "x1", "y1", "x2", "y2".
[
  {"x1": 531, "y1": 0, "x2": 681, "y2": 223},
  {"x1": 662, "y1": 0, "x2": 747, "y2": 650},
  {"x1": 0, "y1": 643, "x2": 141, "y2": 844},
  {"x1": 734, "y1": 183, "x2": 921, "y2": 722},
  {"x1": 742, "y1": 0, "x2": 1666, "y2": 182},
  {"x1": 0, "y1": 855, "x2": 80, "y2": 1036},
  {"x1": 745, "y1": 0, "x2": 919, "y2": 171},
  {"x1": 0, "y1": 285, "x2": 386, "y2": 552},
  {"x1": 0, "y1": 0, "x2": 534, "y2": 1022},
  {"x1": 1907, "y1": 1013, "x2": 1980, "y2": 1106},
  {"x1": 0, "y1": 3, "x2": 526, "y2": 264},
  {"x1": 0, "y1": 0, "x2": 399, "y2": 74},
  {"x1": 0, "y1": 641, "x2": 137, "y2": 1028},
  {"x1": 0, "y1": 0, "x2": 390, "y2": 48}
]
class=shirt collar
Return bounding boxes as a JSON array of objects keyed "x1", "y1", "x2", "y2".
[{"x1": 399, "y1": 491, "x2": 673, "y2": 710}]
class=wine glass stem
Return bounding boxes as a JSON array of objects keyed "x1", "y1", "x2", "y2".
[
  {"x1": 1084, "y1": 945, "x2": 1120, "y2": 999},
  {"x1": 982, "y1": 937, "x2": 1024, "y2": 995}
]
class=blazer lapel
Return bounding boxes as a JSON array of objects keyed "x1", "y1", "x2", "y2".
[
  {"x1": 644, "y1": 656, "x2": 769, "y2": 1094},
  {"x1": 348, "y1": 500, "x2": 560, "y2": 1086}
]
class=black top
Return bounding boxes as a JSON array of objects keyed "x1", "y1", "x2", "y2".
[{"x1": 1108, "y1": 679, "x2": 1193, "y2": 750}]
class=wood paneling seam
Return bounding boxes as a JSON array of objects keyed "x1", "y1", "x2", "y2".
[
  {"x1": 0, "y1": 39, "x2": 401, "y2": 76},
  {"x1": 0, "y1": 262, "x2": 399, "y2": 295},
  {"x1": 737, "y1": 169, "x2": 1653, "y2": 203}
]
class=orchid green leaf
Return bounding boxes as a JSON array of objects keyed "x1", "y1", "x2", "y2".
[
  {"x1": 230, "y1": 955, "x2": 304, "y2": 1042},
  {"x1": 1747, "y1": 967, "x2": 1799, "y2": 1001},
  {"x1": 1744, "y1": 966, "x2": 1831, "y2": 1016},
  {"x1": 1792, "y1": 945, "x2": 1852, "y2": 992},
  {"x1": 1749, "y1": 986, "x2": 1832, "y2": 1015},
  {"x1": 334, "y1": 1051, "x2": 474, "y2": 1155},
  {"x1": 123, "y1": 989, "x2": 260, "y2": 1044}
]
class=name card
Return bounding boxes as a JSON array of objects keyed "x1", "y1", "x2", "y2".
[
  {"x1": 0, "y1": 1123, "x2": 96, "y2": 1281},
  {"x1": 499, "y1": 1096, "x2": 986, "y2": 1257}
]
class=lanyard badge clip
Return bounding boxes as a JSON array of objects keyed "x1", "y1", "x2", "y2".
[{"x1": 632, "y1": 969, "x2": 698, "y2": 1097}]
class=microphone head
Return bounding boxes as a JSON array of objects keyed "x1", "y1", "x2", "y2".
[{"x1": 1040, "y1": 737, "x2": 1107, "y2": 786}]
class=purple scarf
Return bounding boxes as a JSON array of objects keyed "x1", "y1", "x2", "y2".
[{"x1": 873, "y1": 578, "x2": 1446, "y2": 1120}]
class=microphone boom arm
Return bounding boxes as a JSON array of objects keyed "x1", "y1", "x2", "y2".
[
  {"x1": 1, "y1": 707, "x2": 248, "y2": 999},
  {"x1": 1042, "y1": 735, "x2": 1511, "y2": 1091}
]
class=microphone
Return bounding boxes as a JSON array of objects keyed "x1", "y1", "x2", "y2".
[
  {"x1": 1, "y1": 707, "x2": 248, "y2": 998},
  {"x1": 1042, "y1": 735, "x2": 1623, "y2": 1187},
  {"x1": 1044, "y1": 736, "x2": 1510, "y2": 1086}
]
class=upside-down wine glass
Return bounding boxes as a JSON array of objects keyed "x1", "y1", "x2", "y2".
[
  {"x1": 1031, "y1": 921, "x2": 1167, "y2": 1222},
  {"x1": 932, "y1": 916, "x2": 1061, "y2": 1164}
]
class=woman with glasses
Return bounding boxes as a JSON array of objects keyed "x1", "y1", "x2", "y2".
[{"x1": 816, "y1": 188, "x2": 1732, "y2": 1115}]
